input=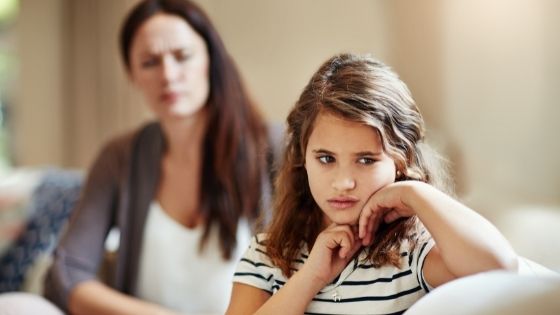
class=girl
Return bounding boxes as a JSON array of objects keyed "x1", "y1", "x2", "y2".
[{"x1": 226, "y1": 53, "x2": 517, "y2": 315}]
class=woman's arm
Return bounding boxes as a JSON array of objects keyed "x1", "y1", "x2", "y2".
[
  {"x1": 44, "y1": 141, "x2": 119, "y2": 310},
  {"x1": 359, "y1": 181, "x2": 518, "y2": 287},
  {"x1": 49, "y1": 135, "x2": 181, "y2": 315},
  {"x1": 69, "y1": 281, "x2": 181, "y2": 315},
  {"x1": 44, "y1": 137, "x2": 145, "y2": 314}
]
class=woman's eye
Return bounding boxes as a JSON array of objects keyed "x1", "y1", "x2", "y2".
[
  {"x1": 141, "y1": 58, "x2": 159, "y2": 68},
  {"x1": 175, "y1": 52, "x2": 191, "y2": 62},
  {"x1": 358, "y1": 157, "x2": 375, "y2": 165},
  {"x1": 318, "y1": 155, "x2": 335, "y2": 164}
]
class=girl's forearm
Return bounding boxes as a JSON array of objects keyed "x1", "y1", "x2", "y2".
[
  {"x1": 405, "y1": 182, "x2": 518, "y2": 276},
  {"x1": 255, "y1": 268, "x2": 322, "y2": 315}
]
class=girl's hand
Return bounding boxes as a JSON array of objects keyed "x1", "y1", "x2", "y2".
[
  {"x1": 300, "y1": 224, "x2": 362, "y2": 288},
  {"x1": 358, "y1": 181, "x2": 419, "y2": 246}
]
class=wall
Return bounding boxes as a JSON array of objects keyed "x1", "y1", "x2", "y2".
[
  {"x1": 196, "y1": 0, "x2": 391, "y2": 123},
  {"x1": 14, "y1": 0, "x2": 560, "y2": 213},
  {"x1": 441, "y1": 0, "x2": 560, "y2": 213},
  {"x1": 64, "y1": 0, "x2": 150, "y2": 167},
  {"x1": 15, "y1": 0, "x2": 68, "y2": 166}
]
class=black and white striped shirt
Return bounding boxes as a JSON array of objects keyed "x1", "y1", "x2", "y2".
[{"x1": 233, "y1": 232, "x2": 434, "y2": 315}]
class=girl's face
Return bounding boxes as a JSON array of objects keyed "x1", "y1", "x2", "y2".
[
  {"x1": 305, "y1": 112, "x2": 396, "y2": 227},
  {"x1": 128, "y1": 13, "x2": 210, "y2": 120}
]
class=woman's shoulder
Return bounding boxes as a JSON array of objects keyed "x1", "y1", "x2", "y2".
[
  {"x1": 86, "y1": 121, "x2": 162, "y2": 176},
  {"x1": 105, "y1": 121, "x2": 160, "y2": 147},
  {"x1": 99, "y1": 121, "x2": 162, "y2": 158}
]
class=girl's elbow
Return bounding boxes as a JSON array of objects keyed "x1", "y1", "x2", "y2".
[
  {"x1": 498, "y1": 252, "x2": 519, "y2": 272},
  {"x1": 489, "y1": 248, "x2": 518, "y2": 272}
]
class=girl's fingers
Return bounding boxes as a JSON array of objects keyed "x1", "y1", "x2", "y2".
[
  {"x1": 365, "y1": 206, "x2": 392, "y2": 246},
  {"x1": 321, "y1": 224, "x2": 365, "y2": 260},
  {"x1": 384, "y1": 209, "x2": 400, "y2": 223},
  {"x1": 323, "y1": 225, "x2": 354, "y2": 255},
  {"x1": 338, "y1": 230, "x2": 364, "y2": 259},
  {"x1": 344, "y1": 236, "x2": 363, "y2": 259},
  {"x1": 328, "y1": 225, "x2": 358, "y2": 259},
  {"x1": 338, "y1": 235, "x2": 352, "y2": 259},
  {"x1": 363, "y1": 212, "x2": 380, "y2": 246},
  {"x1": 361, "y1": 218, "x2": 372, "y2": 246},
  {"x1": 358, "y1": 207, "x2": 371, "y2": 239}
]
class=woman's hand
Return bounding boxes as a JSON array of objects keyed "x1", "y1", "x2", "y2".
[
  {"x1": 300, "y1": 224, "x2": 362, "y2": 288},
  {"x1": 358, "y1": 181, "x2": 419, "y2": 246}
]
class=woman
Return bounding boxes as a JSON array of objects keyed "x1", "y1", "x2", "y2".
[{"x1": 44, "y1": 0, "x2": 275, "y2": 314}]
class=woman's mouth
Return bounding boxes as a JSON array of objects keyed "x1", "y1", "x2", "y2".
[{"x1": 161, "y1": 92, "x2": 180, "y2": 104}]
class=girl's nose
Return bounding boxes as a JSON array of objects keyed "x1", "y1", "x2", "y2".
[{"x1": 331, "y1": 173, "x2": 356, "y2": 191}]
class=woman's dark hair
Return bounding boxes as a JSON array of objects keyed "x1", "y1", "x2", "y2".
[{"x1": 120, "y1": 0, "x2": 269, "y2": 260}]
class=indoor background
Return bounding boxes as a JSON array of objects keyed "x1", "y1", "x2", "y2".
[{"x1": 1, "y1": 0, "x2": 559, "y2": 269}]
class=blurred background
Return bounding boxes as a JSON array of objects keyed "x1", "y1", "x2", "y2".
[{"x1": 0, "y1": 0, "x2": 559, "y2": 273}]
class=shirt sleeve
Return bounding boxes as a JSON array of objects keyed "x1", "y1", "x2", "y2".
[
  {"x1": 232, "y1": 234, "x2": 275, "y2": 294},
  {"x1": 44, "y1": 139, "x2": 123, "y2": 311},
  {"x1": 410, "y1": 226, "x2": 435, "y2": 293}
]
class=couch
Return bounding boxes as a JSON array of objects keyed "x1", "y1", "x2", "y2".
[{"x1": 0, "y1": 168, "x2": 559, "y2": 314}]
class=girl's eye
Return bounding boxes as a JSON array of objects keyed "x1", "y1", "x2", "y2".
[
  {"x1": 358, "y1": 157, "x2": 375, "y2": 165},
  {"x1": 318, "y1": 155, "x2": 335, "y2": 164}
]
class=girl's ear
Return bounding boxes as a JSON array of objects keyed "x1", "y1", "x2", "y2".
[
  {"x1": 395, "y1": 165, "x2": 408, "y2": 181},
  {"x1": 393, "y1": 160, "x2": 402, "y2": 179}
]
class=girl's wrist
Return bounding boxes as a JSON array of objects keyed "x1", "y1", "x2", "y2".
[
  {"x1": 296, "y1": 265, "x2": 329, "y2": 294},
  {"x1": 400, "y1": 180, "x2": 429, "y2": 209}
]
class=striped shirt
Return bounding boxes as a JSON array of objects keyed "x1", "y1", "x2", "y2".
[{"x1": 233, "y1": 232, "x2": 434, "y2": 315}]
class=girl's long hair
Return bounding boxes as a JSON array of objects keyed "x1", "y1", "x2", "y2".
[
  {"x1": 266, "y1": 53, "x2": 452, "y2": 276},
  {"x1": 120, "y1": 0, "x2": 269, "y2": 259}
]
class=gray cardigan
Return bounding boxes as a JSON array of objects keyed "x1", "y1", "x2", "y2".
[{"x1": 44, "y1": 121, "x2": 281, "y2": 311}]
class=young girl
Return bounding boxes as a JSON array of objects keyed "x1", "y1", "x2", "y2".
[{"x1": 226, "y1": 53, "x2": 518, "y2": 315}]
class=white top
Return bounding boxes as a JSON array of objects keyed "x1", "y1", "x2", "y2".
[
  {"x1": 136, "y1": 201, "x2": 251, "y2": 314},
  {"x1": 233, "y1": 231, "x2": 434, "y2": 315}
]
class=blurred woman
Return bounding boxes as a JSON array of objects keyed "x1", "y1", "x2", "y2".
[{"x1": 44, "y1": 1, "x2": 276, "y2": 314}]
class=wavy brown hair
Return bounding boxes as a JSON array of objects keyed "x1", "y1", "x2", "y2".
[
  {"x1": 266, "y1": 53, "x2": 451, "y2": 276},
  {"x1": 120, "y1": 0, "x2": 269, "y2": 259}
]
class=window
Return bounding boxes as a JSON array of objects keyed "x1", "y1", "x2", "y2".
[{"x1": 0, "y1": 0, "x2": 18, "y2": 171}]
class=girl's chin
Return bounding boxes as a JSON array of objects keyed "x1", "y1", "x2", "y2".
[
  {"x1": 324, "y1": 216, "x2": 359, "y2": 227},
  {"x1": 338, "y1": 219, "x2": 359, "y2": 226}
]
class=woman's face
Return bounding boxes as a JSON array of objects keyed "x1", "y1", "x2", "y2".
[
  {"x1": 128, "y1": 13, "x2": 210, "y2": 120},
  {"x1": 304, "y1": 112, "x2": 396, "y2": 227}
]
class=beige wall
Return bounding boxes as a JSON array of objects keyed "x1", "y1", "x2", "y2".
[
  {"x1": 441, "y1": 0, "x2": 560, "y2": 213},
  {"x1": 14, "y1": 1, "x2": 560, "y2": 213},
  {"x1": 64, "y1": 0, "x2": 150, "y2": 167},
  {"x1": 196, "y1": 0, "x2": 391, "y2": 123},
  {"x1": 16, "y1": 0, "x2": 151, "y2": 167},
  {"x1": 15, "y1": 0, "x2": 68, "y2": 166}
]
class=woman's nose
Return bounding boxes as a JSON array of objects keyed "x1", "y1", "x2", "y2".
[{"x1": 161, "y1": 56, "x2": 180, "y2": 83}]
